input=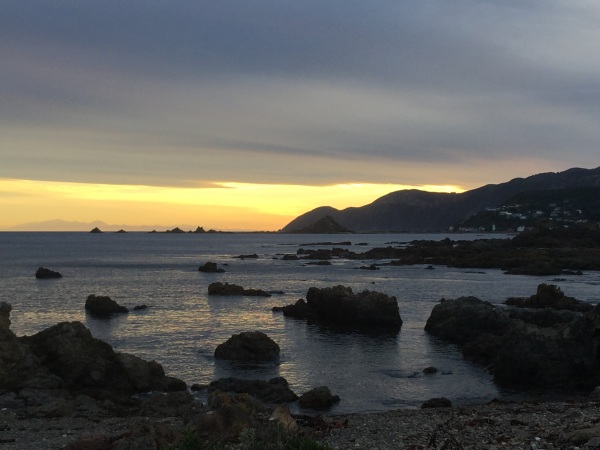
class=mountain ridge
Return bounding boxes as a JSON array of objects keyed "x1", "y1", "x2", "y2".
[{"x1": 282, "y1": 166, "x2": 600, "y2": 233}]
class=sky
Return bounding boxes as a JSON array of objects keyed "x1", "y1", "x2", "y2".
[{"x1": 1, "y1": 1, "x2": 599, "y2": 231}]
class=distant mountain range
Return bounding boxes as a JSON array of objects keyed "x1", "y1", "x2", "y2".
[{"x1": 282, "y1": 166, "x2": 600, "y2": 233}]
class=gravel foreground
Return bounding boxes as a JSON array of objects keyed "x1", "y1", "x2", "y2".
[{"x1": 3, "y1": 399, "x2": 600, "y2": 450}]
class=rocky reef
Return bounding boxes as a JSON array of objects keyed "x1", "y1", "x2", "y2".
[
  {"x1": 425, "y1": 284, "x2": 600, "y2": 390},
  {"x1": 275, "y1": 285, "x2": 402, "y2": 331}
]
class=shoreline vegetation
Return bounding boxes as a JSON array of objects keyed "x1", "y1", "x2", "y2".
[{"x1": 3, "y1": 225, "x2": 600, "y2": 448}]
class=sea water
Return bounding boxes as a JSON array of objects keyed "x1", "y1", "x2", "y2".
[{"x1": 1, "y1": 232, "x2": 599, "y2": 414}]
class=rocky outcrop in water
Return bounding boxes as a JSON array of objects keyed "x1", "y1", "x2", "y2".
[
  {"x1": 85, "y1": 294, "x2": 129, "y2": 317},
  {"x1": 505, "y1": 283, "x2": 593, "y2": 312},
  {"x1": 214, "y1": 331, "x2": 280, "y2": 361},
  {"x1": 208, "y1": 282, "x2": 271, "y2": 297},
  {"x1": 198, "y1": 261, "x2": 226, "y2": 273},
  {"x1": 425, "y1": 286, "x2": 600, "y2": 390},
  {"x1": 35, "y1": 267, "x2": 62, "y2": 279},
  {"x1": 276, "y1": 285, "x2": 402, "y2": 330}
]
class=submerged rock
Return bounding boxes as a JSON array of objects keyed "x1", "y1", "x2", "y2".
[
  {"x1": 208, "y1": 282, "x2": 270, "y2": 297},
  {"x1": 214, "y1": 331, "x2": 280, "y2": 361}
]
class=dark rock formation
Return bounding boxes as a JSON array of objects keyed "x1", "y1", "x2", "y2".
[
  {"x1": 289, "y1": 215, "x2": 353, "y2": 234},
  {"x1": 89, "y1": 227, "x2": 102, "y2": 233},
  {"x1": 298, "y1": 386, "x2": 340, "y2": 410},
  {"x1": 133, "y1": 304, "x2": 149, "y2": 311},
  {"x1": 506, "y1": 283, "x2": 593, "y2": 312},
  {"x1": 425, "y1": 290, "x2": 600, "y2": 390},
  {"x1": 35, "y1": 267, "x2": 62, "y2": 279},
  {"x1": 281, "y1": 254, "x2": 299, "y2": 260},
  {"x1": 214, "y1": 331, "x2": 280, "y2": 361},
  {"x1": 198, "y1": 261, "x2": 226, "y2": 273},
  {"x1": 193, "y1": 226, "x2": 206, "y2": 233},
  {"x1": 0, "y1": 305, "x2": 60, "y2": 390},
  {"x1": 19, "y1": 321, "x2": 185, "y2": 396},
  {"x1": 208, "y1": 282, "x2": 270, "y2": 297},
  {"x1": 209, "y1": 376, "x2": 298, "y2": 403},
  {"x1": 166, "y1": 227, "x2": 186, "y2": 233},
  {"x1": 421, "y1": 397, "x2": 452, "y2": 408},
  {"x1": 85, "y1": 294, "x2": 129, "y2": 317},
  {"x1": 359, "y1": 264, "x2": 379, "y2": 270},
  {"x1": 235, "y1": 253, "x2": 259, "y2": 259},
  {"x1": 424, "y1": 297, "x2": 511, "y2": 344},
  {"x1": 0, "y1": 302, "x2": 11, "y2": 329},
  {"x1": 278, "y1": 285, "x2": 402, "y2": 330}
]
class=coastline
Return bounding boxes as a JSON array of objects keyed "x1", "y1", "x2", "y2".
[{"x1": 2, "y1": 397, "x2": 600, "y2": 449}]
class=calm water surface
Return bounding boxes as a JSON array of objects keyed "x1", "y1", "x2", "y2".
[{"x1": 1, "y1": 232, "x2": 599, "y2": 413}]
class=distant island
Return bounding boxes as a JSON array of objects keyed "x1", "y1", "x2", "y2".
[{"x1": 282, "y1": 166, "x2": 600, "y2": 233}]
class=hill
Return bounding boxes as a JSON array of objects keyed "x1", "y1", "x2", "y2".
[{"x1": 281, "y1": 167, "x2": 600, "y2": 233}]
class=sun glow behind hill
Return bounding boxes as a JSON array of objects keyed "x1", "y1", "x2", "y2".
[{"x1": 0, "y1": 178, "x2": 464, "y2": 231}]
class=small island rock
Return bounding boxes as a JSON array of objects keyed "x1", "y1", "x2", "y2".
[
  {"x1": 85, "y1": 294, "x2": 129, "y2": 317},
  {"x1": 214, "y1": 331, "x2": 280, "y2": 361},
  {"x1": 35, "y1": 267, "x2": 62, "y2": 279},
  {"x1": 198, "y1": 262, "x2": 225, "y2": 273}
]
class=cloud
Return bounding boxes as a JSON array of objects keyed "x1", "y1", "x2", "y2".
[{"x1": 1, "y1": 0, "x2": 599, "y2": 190}]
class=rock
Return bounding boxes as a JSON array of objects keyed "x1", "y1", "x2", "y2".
[
  {"x1": 235, "y1": 253, "x2": 259, "y2": 259},
  {"x1": 281, "y1": 285, "x2": 402, "y2": 330},
  {"x1": 423, "y1": 367, "x2": 438, "y2": 374},
  {"x1": 20, "y1": 321, "x2": 184, "y2": 396},
  {"x1": 424, "y1": 296, "x2": 511, "y2": 344},
  {"x1": 270, "y1": 403, "x2": 298, "y2": 433},
  {"x1": 421, "y1": 397, "x2": 452, "y2": 408},
  {"x1": 140, "y1": 391, "x2": 200, "y2": 417},
  {"x1": 35, "y1": 267, "x2": 62, "y2": 279},
  {"x1": 0, "y1": 302, "x2": 11, "y2": 329},
  {"x1": 0, "y1": 325, "x2": 60, "y2": 390},
  {"x1": 208, "y1": 282, "x2": 271, "y2": 297},
  {"x1": 85, "y1": 295, "x2": 129, "y2": 317},
  {"x1": 198, "y1": 262, "x2": 225, "y2": 273},
  {"x1": 208, "y1": 377, "x2": 298, "y2": 403},
  {"x1": 298, "y1": 386, "x2": 340, "y2": 410},
  {"x1": 166, "y1": 227, "x2": 186, "y2": 233},
  {"x1": 214, "y1": 331, "x2": 280, "y2": 361},
  {"x1": 192, "y1": 391, "x2": 256, "y2": 441},
  {"x1": 89, "y1": 227, "x2": 103, "y2": 233},
  {"x1": 281, "y1": 254, "x2": 299, "y2": 260},
  {"x1": 133, "y1": 304, "x2": 149, "y2": 311},
  {"x1": 505, "y1": 283, "x2": 593, "y2": 312},
  {"x1": 426, "y1": 290, "x2": 600, "y2": 390},
  {"x1": 359, "y1": 264, "x2": 379, "y2": 270}
]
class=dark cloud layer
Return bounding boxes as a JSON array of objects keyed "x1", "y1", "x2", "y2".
[{"x1": 1, "y1": 0, "x2": 598, "y2": 188}]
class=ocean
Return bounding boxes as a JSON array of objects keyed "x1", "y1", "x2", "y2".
[{"x1": 2, "y1": 231, "x2": 599, "y2": 414}]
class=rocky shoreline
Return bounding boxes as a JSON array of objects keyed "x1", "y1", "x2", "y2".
[
  {"x1": 4, "y1": 274, "x2": 600, "y2": 448},
  {"x1": 3, "y1": 397, "x2": 600, "y2": 449}
]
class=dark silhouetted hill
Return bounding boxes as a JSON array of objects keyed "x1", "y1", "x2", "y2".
[{"x1": 281, "y1": 167, "x2": 600, "y2": 233}]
